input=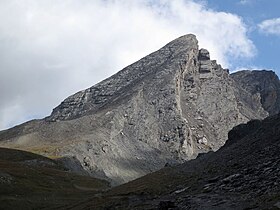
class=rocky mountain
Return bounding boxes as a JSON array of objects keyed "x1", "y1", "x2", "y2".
[
  {"x1": 0, "y1": 34, "x2": 279, "y2": 185},
  {"x1": 69, "y1": 113, "x2": 280, "y2": 210},
  {"x1": 231, "y1": 70, "x2": 280, "y2": 116}
]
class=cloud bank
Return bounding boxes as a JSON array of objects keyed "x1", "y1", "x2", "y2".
[
  {"x1": 0, "y1": 0, "x2": 255, "y2": 129},
  {"x1": 259, "y1": 17, "x2": 280, "y2": 35}
]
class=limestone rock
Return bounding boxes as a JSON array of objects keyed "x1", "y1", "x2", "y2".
[
  {"x1": 0, "y1": 34, "x2": 279, "y2": 185},
  {"x1": 198, "y1": 48, "x2": 210, "y2": 60},
  {"x1": 231, "y1": 70, "x2": 280, "y2": 115}
]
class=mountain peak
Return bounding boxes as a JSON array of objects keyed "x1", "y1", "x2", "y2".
[
  {"x1": 1, "y1": 35, "x2": 279, "y2": 185},
  {"x1": 164, "y1": 34, "x2": 198, "y2": 48},
  {"x1": 47, "y1": 34, "x2": 200, "y2": 122}
]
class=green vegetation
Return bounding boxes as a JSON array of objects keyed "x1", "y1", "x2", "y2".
[{"x1": 0, "y1": 148, "x2": 110, "y2": 210}]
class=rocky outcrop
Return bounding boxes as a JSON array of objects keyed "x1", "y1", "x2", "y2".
[
  {"x1": 231, "y1": 70, "x2": 280, "y2": 115},
  {"x1": 0, "y1": 35, "x2": 278, "y2": 185}
]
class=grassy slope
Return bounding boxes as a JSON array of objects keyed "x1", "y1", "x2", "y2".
[{"x1": 0, "y1": 148, "x2": 110, "y2": 210}]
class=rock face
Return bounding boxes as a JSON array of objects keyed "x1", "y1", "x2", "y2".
[
  {"x1": 0, "y1": 34, "x2": 279, "y2": 185},
  {"x1": 231, "y1": 70, "x2": 280, "y2": 115}
]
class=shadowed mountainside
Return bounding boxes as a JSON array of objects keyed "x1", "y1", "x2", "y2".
[
  {"x1": 0, "y1": 148, "x2": 110, "y2": 210},
  {"x1": 68, "y1": 113, "x2": 280, "y2": 210},
  {"x1": 231, "y1": 70, "x2": 280, "y2": 116}
]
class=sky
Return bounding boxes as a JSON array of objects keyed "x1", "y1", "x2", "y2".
[{"x1": 0, "y1": 0, "x2": 280, "y2": 130}]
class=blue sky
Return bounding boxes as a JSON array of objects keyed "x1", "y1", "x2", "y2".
[
  {"x1": 0, "y1": 0, "x2": 280, "y2": 129},
  {"x1": 206, "y1": 0, "x2": 280, "y2": 74}
]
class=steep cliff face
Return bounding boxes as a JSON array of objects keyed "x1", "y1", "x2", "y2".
[
  {"x1": 231, "y1": 70, "x2": 280, "y2": 116},
  {"x1": 0, "y1": 35, "x2": 277, "y2": 185}
]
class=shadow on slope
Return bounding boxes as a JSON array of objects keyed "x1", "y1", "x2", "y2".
[
  {"x1": 0, "y1": 148, "x2": 110, "y2": 210},
  {"x1": 68, "y1": 114, "x2": 280, "y2": 210}
]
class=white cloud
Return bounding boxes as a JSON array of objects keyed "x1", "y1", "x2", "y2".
[
  {"x1": 258, "y1": 17, "x2": 280, "y2": 35},
  {"x1": 238, "y1": 0, "x2": 259, "y2": 6},
  {"x1": 238, "y1": 0, "x2": 253, "y2": 5},
  {"x1": 0, "y1": 0, "x2": 255, "y2": 129},
  {"x1": 239, "y1": 0, "x2": 250, "y2": 5}
]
